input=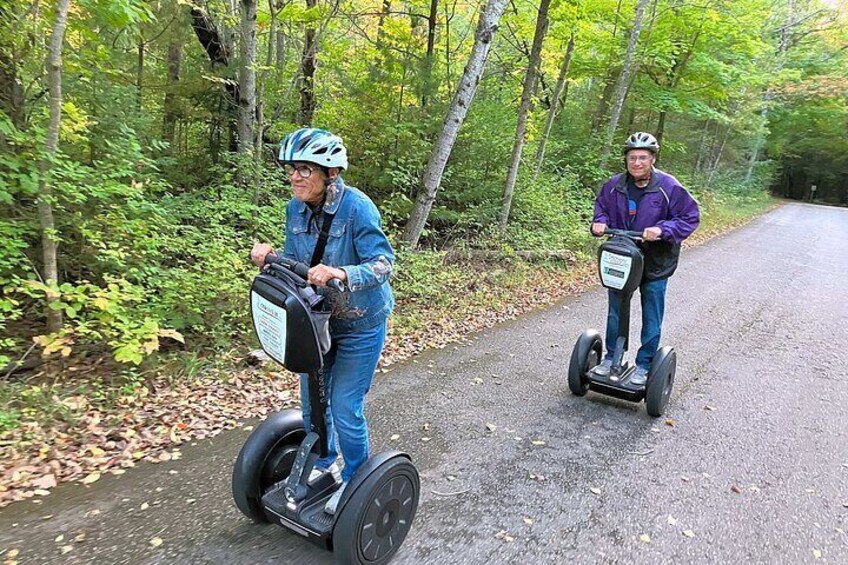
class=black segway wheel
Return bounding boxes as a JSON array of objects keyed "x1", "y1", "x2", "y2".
[
  {"x1": 232, "y1": 410, "x2": 305, "y2": 522},
  {"x1": 645, "y1": 346, "x2": 676, "y2": 417},
  {"x1": 333, "y1": 456, "x2": 420, "y2": 565},
  {"x1": 568, "y1": 330, "x2": 602, "y2": 396}
]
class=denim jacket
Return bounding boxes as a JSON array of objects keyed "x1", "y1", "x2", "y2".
[{"x1": 283, "y1": 177, "x2": 395, "y2": 333}]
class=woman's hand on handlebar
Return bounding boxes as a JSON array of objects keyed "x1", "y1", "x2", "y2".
[
  {"x1": 308, "y1": 264, "x2": 347, "y2": 288},
  {"x1": 250, "y1": 243, "x2": 275, "y2": 268},
  {"x1": 591, "y1": 222, "x2": 607, "y2": 236}
]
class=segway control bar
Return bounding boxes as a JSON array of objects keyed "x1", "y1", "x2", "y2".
[
  {"x1": 603, "y1": 228, "x2": 645, "y2": 240},
  {"x1": 263, "y1": 253, "x2": 345, "y2": 292}
]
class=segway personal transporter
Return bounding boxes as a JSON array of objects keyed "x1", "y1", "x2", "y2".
[
  {"x1": 567, "y1": 229, "x2": 676, "y2": 417},
  {"x1": 232, "y1": 254, "x2": 420, "y2": 564}
]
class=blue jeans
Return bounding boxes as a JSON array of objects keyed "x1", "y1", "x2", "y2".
[
  {"x1": 605, "y1": 278, "x2": 668, "y2": 369},
  {"x1": 299, "y1": 321, "x2": 387, "y2": 483}
]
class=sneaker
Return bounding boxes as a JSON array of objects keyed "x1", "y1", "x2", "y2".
[
  {"x1": 592, "y1": 358, "x2": 614, "y2": 376},
  {"x1": 324, "y1": 481, "x2": 348, "y2": 515},
  {"x1": 308, "y1": 461, "x2": 341, "y2": 483},
  {"x1": 630, "y1": 366, "x2": 649, "y2": 386}
]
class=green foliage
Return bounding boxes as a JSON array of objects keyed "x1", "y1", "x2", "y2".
[{"x1": 1, "y1": 0, "x2": 843, "y2": 373}]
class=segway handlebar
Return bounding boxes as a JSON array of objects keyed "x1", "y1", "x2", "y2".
[
  {"x1": 603, "y1": 228, "x2": 644, "y2": 241},
  {"x1": 263, "y1": 253, "x2": 345, "y2": 292}
]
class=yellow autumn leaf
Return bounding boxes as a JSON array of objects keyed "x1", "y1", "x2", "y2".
[{"x1": 80, "y1": 472, "x2": 101, "y2": 485}]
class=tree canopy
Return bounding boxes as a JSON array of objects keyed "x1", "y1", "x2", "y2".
[{"x1": 1, "y1": 0, "x2": 846, "y2": 367}]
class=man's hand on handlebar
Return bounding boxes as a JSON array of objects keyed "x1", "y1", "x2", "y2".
[
  {"x1": 308, "y1": 264, "x2": 347, "y2": 288},
  {"x1": 591, "y1": 222, "x2": 607, "y2": 236},
  {"x1": 642, "y1": 226, "x2": 662, "y2": 241}
]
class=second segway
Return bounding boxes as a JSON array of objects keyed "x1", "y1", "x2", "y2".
[{"x1": 568, "y1": 228, "x2": 676, "y2": 417}]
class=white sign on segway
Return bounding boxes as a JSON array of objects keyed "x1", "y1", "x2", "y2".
[
  {"x1": 600, "y1": 250, "x2": 633, "y2": 290},
  {"x1": 251, "y1": 291, "x2": 287, "y2": 364}
]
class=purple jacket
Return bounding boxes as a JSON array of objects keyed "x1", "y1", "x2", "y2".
[{"x1": 593, "y1": 168, "x2": 700, "y2": 280}]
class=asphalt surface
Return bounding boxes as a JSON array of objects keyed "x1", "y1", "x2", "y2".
[{"x1": 2, "y1": 202, "x2": 847, "y2": 565}]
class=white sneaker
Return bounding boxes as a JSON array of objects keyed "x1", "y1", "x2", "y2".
[
  {"x1": 592, "y1": 358, "x2": 614, "y2": 376},
  {"x1": 324, "y1": 481, "x2": 348, "y2": 515},
  {"x1": 308, "y1": 462, "x2": 341, "y2": 483},
  {"x1": 630, "y1": 366, "x2": 649, "y2": 386}
]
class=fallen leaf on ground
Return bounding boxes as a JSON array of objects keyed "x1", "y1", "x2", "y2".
[
  {"x1": 60, "y1": 545, "x2": 73, "y2": 555},
  {"x1": 667, "y1": 515, "x2": 677, "y2": 525},
  {"x1": 34, "y1": 489, "x2": 51, "y2": 497},
  {"x1": 140, "y1": 502, "x2": 149, "y2": 510},
  {"x1": 590, "y1": 487, "x2": 601, "y2": 495},
  {"x1": 683, "y1": 530, "x2": 695, "y2": 538},
  {"x1": 731, "y1": 485, "x2": 742, "y2": 494},
  {"x1": 704, "y1": 405, "x2": 716, "y2": 411},
  {"x1": 531, "y1": 440, "x2": 546, "y2": 446},
  {"x1": 31, "y1": 474, "x2": 57, "y2": 490},
  {"x1": 54, "y1": 535, "x2": 64, "y2": 543},
  {"x1": 813, "y1": 549, "x2": 822, "y2": 559},
  {"x1": 639, "y1": 534, "x2": 651, "y2": 543},
  {"x1": 486, "y1": 423, "x2": 497, "y2": 432},
  {"x1": 8, "y1": 549, "x2": 20, "y2": 558},
  {"x1": 523, "y1": 518, "x2": 533, "y2": 525},
  {"x1": 81, "y1": 472, "x2": 101, "y2": 485},
  {"x1": 665, "y1": 419, "x2": 675, "y2": 427},
  {"x1": 149, "y1": 537, "x2": 163, "y2": 548},
  {"x1": 390, "y1": 434, "x2": 400, "y2": 441}
]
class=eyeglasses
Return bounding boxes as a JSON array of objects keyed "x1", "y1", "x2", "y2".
[
  {"x1": 626, "y1": 155, "x2": 653, "y2": 164},
  {"x1": 279, "y1": 163, "x2": 316, "y2": 178}
]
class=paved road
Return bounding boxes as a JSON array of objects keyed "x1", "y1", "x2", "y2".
[{"x1": 2, "y1": 203, "x2": 847, "y2": 564}]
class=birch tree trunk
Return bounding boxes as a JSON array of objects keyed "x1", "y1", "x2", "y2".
[
  {"x1": 237, "y1": 0, "x2": 257, "y2": 155},
  {"x1": 498, "y1": 0, "x2": 551, "y2": 230},
  {"x1": 533, "y1": 31, "x2": 575, "y2": 177},
  {"x1": 598, "y1": 0, "x2": 651, "y2": 171},
  {"x1": 38, "y1": 0, "x2": 72, "y2": 334},
  {"x1": 402, "y1": 0, "x2": 510, "y2": 248}
]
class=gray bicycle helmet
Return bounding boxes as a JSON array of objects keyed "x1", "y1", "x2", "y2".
[{"x1": 623, "y1": 132, "x2": 660, "y2": 155}]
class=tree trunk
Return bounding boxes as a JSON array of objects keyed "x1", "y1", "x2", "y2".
[
  {"x1": 0, "y1": 44, "x2": 25, "y2": 150},
  {"x1": 533, "y1": 31, "x2": 575, "y2": 177},
  {"x1": 707, "y1": 124, "x2": 731, "y2": 184},
  {"x1": 598, "y1": 0, "x2": 651, "y2": 171},
  {"x1": 368, "y1": 0, "x2": 392, "y2": 83},
  {"x1": 655, "y1": 110, "x2": 666, "y2": 147},
  {"x1": 692, "y1": 120, "x2": 710, "y2": 174},
  {"x1": 421, "y1": 0, "x2": 438, "y2": 107},
  {"x1": 402, "y1": 0, "x2": 510, "y2": 248},
  {"x1": 499, "y1": 0, "x2": 551, "y2": 230},
  {"x1": 136, "y1": 38, "x2": 144, "y2": 111},
  {"x1": 275, "y1": 0, "x2": 286, "y2": 70},
  {"x1": 299, "y1": 0, "x2": 317, "y2": 126},
  {"x1": 38, "y1": 0, "x2": 72, "y2": 334},
  {"x1": 237, "y1": 0, "x2": 257, "y2": 155},
  {"x1": 162, "y1": 40, "x2": 182, "y2": 145}
]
